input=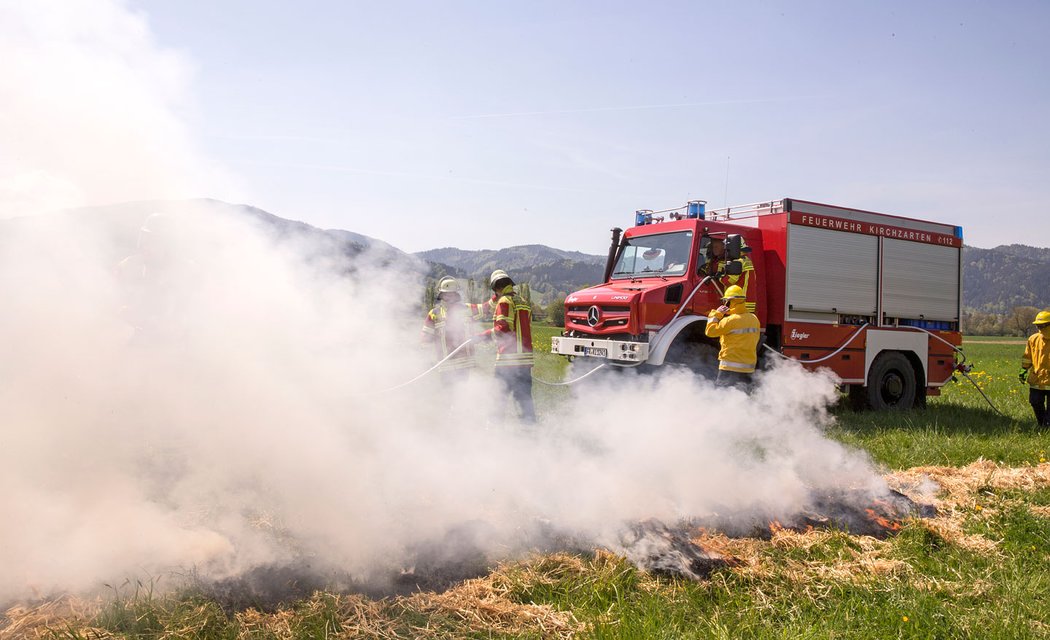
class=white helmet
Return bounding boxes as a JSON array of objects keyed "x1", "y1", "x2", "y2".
[
  {"x1": 437, "y1": 276, "x2": 461, "y2": 294},
  {"x1": 490, "y1": 269, "x2": 513, "y2": 289}
]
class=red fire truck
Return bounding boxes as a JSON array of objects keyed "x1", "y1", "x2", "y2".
[{"x1": 551, "y1": 198, "x2": 965, "y2": 409}]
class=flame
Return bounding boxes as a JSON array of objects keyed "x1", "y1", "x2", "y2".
[{"x1": 864, "y1": 506, "x2": 903, "y2": 532}]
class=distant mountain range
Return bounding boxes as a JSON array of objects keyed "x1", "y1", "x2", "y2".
[
  {"x1": 415, "y1": 245, "x2": 604, "y2": 304},
  {"x1": 962, "y1": 244, "x2": 1050, "y2": 312},
  {"x1": 416, "y1": 240, "x2": 1050, "y2": 313},
  {"x1": 4, "y1": 199, "x2": 1046, "y2": 312}
]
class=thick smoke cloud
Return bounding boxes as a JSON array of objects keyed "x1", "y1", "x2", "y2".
[
  {"x1": 0, "y1": 204, "x2": 888, "y2": 602},
  {"x1": 0, "y1": 0, "x2": 893, "y2": 605},
  {"x1": 0, "y1": 0, "x2": 229, "y2": 217}
]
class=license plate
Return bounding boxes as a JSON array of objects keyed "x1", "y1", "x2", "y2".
[{"x1": 584, "y1": 347, "x2": 608, "y2": 357}]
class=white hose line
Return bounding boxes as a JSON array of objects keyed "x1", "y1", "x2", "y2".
[
  {"x1": 762, "y1": 323, "x2": 870, "y2": 364},
  {"x1": 532, "y1": 363, "x2": 606, "y2": 386},
  {"x1": 673, "y1": 275, "x2": 715, "y2": 326},
  {"x1": 532, "y1": 355, "x2": 647, "y2": 386},
  {"x1": 371, "y1": 339, "x2": 476, "y2": 394},
  {"x1": 898, "y1": 326, "x2": 1005, "y2": 415},
  {"x1": 762, "y1": 322, "x2": 1005, "y2": 415},
  {"x1": 899, "y1": 325, "x2": 969, "y2": 366}
]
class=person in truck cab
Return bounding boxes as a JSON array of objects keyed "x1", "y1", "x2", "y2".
[
  {"x1": 1020, "y1": 310, "x2": 1050, "y2": 427},
  {"x1": 477, "y1": 269, "x2": 536, "y2": 423},
  {"x1": 421, "y1": 276, "x2": 490, "y2": 380},
  {"x1": 699, "y1": 237, "x2": 727, "y2": 277},
  {"x1": 699, "y1": 237, "x2": 755, "y2": 311},
  {"x1": 704, "y1": 285, "x2": 761, "y2": 389}
]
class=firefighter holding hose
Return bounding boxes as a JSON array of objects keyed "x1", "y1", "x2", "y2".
[
  {"x1": 421, "y1": 276, "x2": 490, "y2": 380},
  {"x1": 705, "y1": 285, "x2": 761, "y2": 389},
  {"x1": 1020, "y1": 310, "x2": 1050, "y2": 427},
  {"x1": 477, "y1": 269, "x2": 536, "y2": 423}
]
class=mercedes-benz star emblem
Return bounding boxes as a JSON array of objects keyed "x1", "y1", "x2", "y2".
[{"x1": 587, "y1": 305, "x2": 602, "y2": 327}]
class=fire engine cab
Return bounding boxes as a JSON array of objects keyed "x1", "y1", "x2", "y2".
[{"x1": 551, "y1": 198, "x2": 965, "y2": 410}]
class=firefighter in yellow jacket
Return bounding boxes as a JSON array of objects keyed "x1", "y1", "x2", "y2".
[
  {"x1": 421, "y1": 277, "x2": 490, "y2": 379},
  {"x1": 700, "y1": 237, "x2": 757, "y2": 313},
  {"x1": 705, "y1": 285, "x2": 761, "y2": 389},
  {"x1": 1020, "y1": 310, "x2": 1050, "y2": 427}
]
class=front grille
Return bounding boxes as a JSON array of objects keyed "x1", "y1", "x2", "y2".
[
  {"x1": 570, "y1": 317, "x2": 629, "y2": 328},
  {"x1": 568, "y1": 305, "x2": 630, "y2": 313}
]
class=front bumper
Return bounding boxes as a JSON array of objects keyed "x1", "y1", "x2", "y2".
[{"x1": 551, "y1": 335, "x2": 650, "y2": 363}]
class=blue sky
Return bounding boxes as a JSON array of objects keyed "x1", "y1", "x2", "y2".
[{"x1": 17, "y1": 1, "x2": 1050, "y2": 253}]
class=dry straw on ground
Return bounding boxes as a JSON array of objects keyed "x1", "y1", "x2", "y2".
[
  {"x1": 3, "y1": 462, "x2": 1048, "y2": 639},
  {"x1": 1, "y1": 597, "x2": 107, "y2": 640},
  {"x1": 889, "y1": 460, "x2": 1050, "y2": 552}
]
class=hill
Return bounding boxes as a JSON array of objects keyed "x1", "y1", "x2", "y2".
[
  {"x1": 416, "y1": 244, "x2": 605, "y2": 305},
  {"x1": 0, "y1": 199, "x2": 420, "y2": 275},
  {"x1": 5, "y1": 201, "x2": 1046, "y2": 312},
  {"x1": 963, "y1": 244, "x2": 1050, "y2": 312}
]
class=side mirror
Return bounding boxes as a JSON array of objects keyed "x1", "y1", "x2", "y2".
[
  {"x1": 726, "y1": 235, "x2": 743, "y2": 260},
  {"x1": 724, "y1": 260, "x2": 743, "y2": 276}
]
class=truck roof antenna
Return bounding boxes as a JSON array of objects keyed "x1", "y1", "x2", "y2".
[{"x1": 723, "y1": 156, "x2": 731, "y2": 210}]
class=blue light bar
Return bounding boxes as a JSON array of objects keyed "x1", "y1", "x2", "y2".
[
  {"x1": 635, "y1": 209, "x2": 653, "y2": 226},
  {"x1": 687, "y1": 200, "x2": 707, "y2": 219}
]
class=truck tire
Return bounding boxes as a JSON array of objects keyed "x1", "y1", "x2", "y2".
[
  {"x1": 663, "y1": 339, "x2": 719, "y2": 378},
  {"x1": 864, "y1": 351, "x2": 917, "y2": 410}
]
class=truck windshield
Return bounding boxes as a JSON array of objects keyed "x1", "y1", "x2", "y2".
[{"x1": 612, "y1": 231, "x2": 693, "y2": 278}]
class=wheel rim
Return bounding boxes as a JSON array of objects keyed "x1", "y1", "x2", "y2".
[{"x1": 881, "y1": 371, "x2": 904, "y2": 405}]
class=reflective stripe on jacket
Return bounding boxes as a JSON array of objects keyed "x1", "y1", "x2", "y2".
[
  {"x1": 703, "y1": 255, "x2": 757, "y2": 313},
  {"x1": 486, "y1": 285, "x2": 534, "y2": 367},
  {"x1": 1023, "y1": 327, "x2": 1050, "y2": 390},
  {"x1": 422, "y1": 301, "x2": 490, "y2": 370},
  {"x1": 704, "y1": 299, "x2": 761, "y2": 373}
]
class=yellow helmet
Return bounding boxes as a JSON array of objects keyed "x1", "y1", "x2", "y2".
[
  {"x1": 722, "y1": 285, "x2": 746, "y2": 300},
  {"x1": 437, "y1": 276, "x2": 460, "y2": 295},
  {"x1": 1034, "y1": 310, "x2": 1050, "y2": 326}
]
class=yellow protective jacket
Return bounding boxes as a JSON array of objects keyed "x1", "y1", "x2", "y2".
[
  {"x1": 1022, "y1": 327, "x2": 1050, "y2": 390},
  {"x1": 704, "y1": 299, "x2": 761, "y2": 373},
  {"x1": 421, "y1": 301, "x2": 489, "y2": 371}
]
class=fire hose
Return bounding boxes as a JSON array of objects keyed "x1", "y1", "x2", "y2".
[
  {"x1": 371, "y1": 338, "x2": 639, "y2": 393},
  {"x1": 369, "y1": 339, "x2": 477, "y2": 393},
  {"x1": 760, "y1": 324, "x2": 1005, "y2": 416},
  {"x1": 760, "y1": 323, "x2": 870, "y2": 364},
  {"x1": 908, "y1": 326, "x2": 1005, "y2": 416}
]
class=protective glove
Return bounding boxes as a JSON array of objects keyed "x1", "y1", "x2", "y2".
[
  {"x1": 717, "y1": 305, "x2": 731, "y2": 314},
  {"x1": 1019, "y1": 368, "x2": 1029, "y2": 384}
]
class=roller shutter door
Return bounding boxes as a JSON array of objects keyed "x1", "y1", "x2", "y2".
[
  {"x1": 882, "y1": 239, "x2": 960, "y2": 320},
  {"x1": 787, "y1": 226, "x2": 878, "y2": 314}
]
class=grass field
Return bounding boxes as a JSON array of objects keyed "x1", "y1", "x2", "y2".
[{"x1": 6, "y1": 334, "x2": 1050, "y2": 639}]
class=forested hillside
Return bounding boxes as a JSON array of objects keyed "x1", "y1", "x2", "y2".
[{"x1": 963, "y1": 244, "x2": 1050, "y2": 312}]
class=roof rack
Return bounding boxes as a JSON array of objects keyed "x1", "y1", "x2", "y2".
[{"x1": 704, "y1": 199, "x2": 787, "y2": 221}]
